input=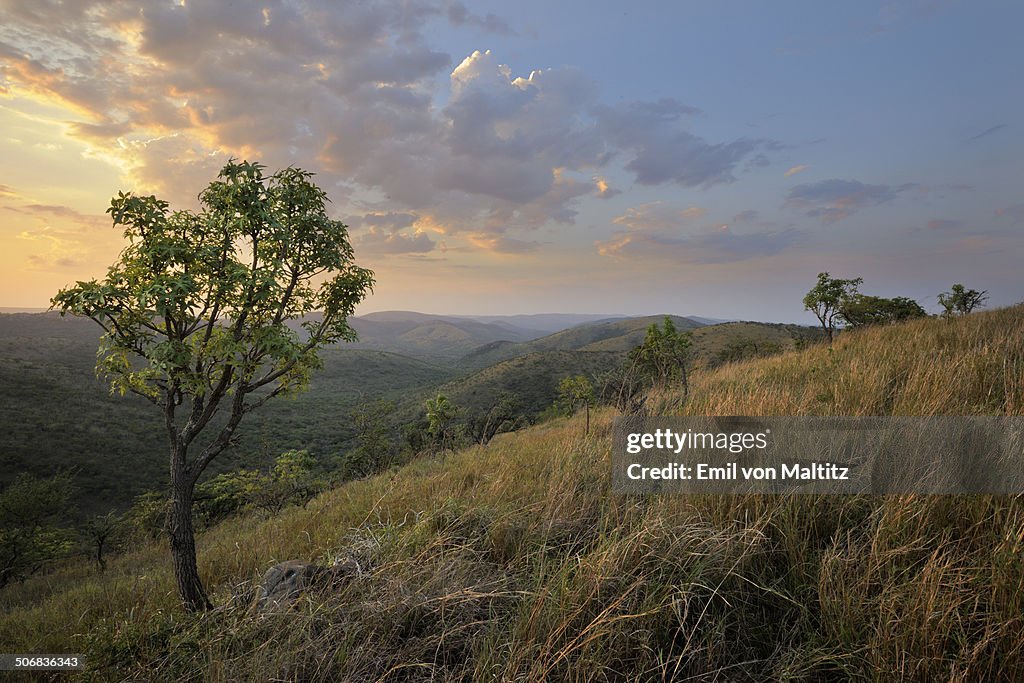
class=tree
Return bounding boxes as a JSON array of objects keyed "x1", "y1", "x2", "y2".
[
  {"x1": 628, "y1": 316, "x2": 693, "y2": 395},
  {"x1": 0, "y1": 472, "x2": 75, "y2": 588},
  {"x1": 51, "y1": 160, "x2": 374, "y2": 611},
  {"x1": 803, "y1": 272, "x2": 863, "y2": 343},
  {"x1": 938, "y1": 283, "x2": 988, "y2": 318},
  {"x1": 472, "y1": 393, "x2": 523, "y2": 445},
  {"x1": 340, "y1": 399, "x2": 396, "y2": 478},
  {"x1": 839, "y1": 294, "x2": 927, "y2": 328},
  {"x1": 425, "y1": 393, "x2": 459, "y2": 451},
  {"x1": 558, "y1": 375, "x2": 595, "y2": 434},
  {"x1": 195, "y1": 469, "x2": 262, "y2": 526},
  {"x1": 123, "y1": 491, "x2": 170, "y2": 545},
  {"x1": 82, "y1": 512, "x2": 122, "y2": 573},
  {"x1": 250, "y1": 449, "x2": 323, "y2": 515}
]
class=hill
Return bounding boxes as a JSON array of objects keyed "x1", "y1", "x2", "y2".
[
  {"x1": 429, "y1": 349, "x2": 624, "y2": 420},
  {"x1": 460, "y1": 314, "x2": 705, "y2": 368},
  {"x1": 346, "y1": 311, "x2": 548, "y2": 362},
  {"x1": 2, "y1": 305, "x2": 1021, "y2": 680},
  {"x1": 404, "y1": 320, "x2": 821, "y2": 429},
  {"x1": 0, "y1": 313, "x2": 453, "y2": 516}
]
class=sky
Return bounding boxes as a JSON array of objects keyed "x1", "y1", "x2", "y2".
[{"x1": 0, "y1": 0, "x2": 1021, "y2": 323}]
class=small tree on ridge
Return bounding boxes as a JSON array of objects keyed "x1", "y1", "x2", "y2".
[{"x1": 803, "y1": 272, "x2": 862, "y2": 343}]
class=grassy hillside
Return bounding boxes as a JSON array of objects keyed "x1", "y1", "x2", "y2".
[
  {"x1": 434, "y1": 321, "x2": 822, "y2": 425},
  {"x1": 2, "y1": 305, "x2": 1022, "y2": 680},
  {"x1": 0, "y1": 313, "x2": 453, "y2": 516}
]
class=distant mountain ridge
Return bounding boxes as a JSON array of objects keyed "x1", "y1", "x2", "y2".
[{"x1": 458, "y1": 314, "x2": 706, "y2": 369}]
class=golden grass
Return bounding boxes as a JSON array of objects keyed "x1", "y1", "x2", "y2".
[{"x1": 2, "y1": 305, "x2": 1023, "y2": 681}]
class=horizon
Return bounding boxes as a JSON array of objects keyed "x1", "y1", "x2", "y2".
[{"x1": 2, "y1": 2, "x2": 1022, "y2": 322}]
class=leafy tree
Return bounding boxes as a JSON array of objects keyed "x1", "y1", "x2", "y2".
[
  {"x1": 839, "y1": 294, "x2": 927, "y2": 328},
  {"x1": 194, "y1": 469, "x2": 261, "y2": 526},
  {"x1": 628, "y1": 317, "x2": 693, "y2": 395},
  {"x1": 597, "y1": 364, "x2": 648, "y2": 415},
  {"x1": 340, "y1": 399, "x2": 396, "y2": 479},
  {"x1": 123, "y1": 491, "x2": 169, "y2": 545},
  {"x1": 472, "y1": 393, "x2": 523, "y2": 445},
  {"x1": 82, "y1": 511, "x2": 122, "y2": 573},
  {"x1": 0, "y1": 472, "x2": 75, "y2": 588},
  {"x1": 401, "y1": 417, "x2": 432, "y2": 456},
  {"x1": 938, "y1": 283, "x2": 988, "y2": 318},
  {"x1": 715, "y1": 339, "x2": 784, "y2": 366},
  {"x1": 803, "y1": 272, "x2": 863, "y2": 343},
  {"x1": 51, "y1": 160, "x2": 374, "y2": 611},
  {"x1": 250, "y1": 449, "x2": 323, "y2": 515},
  {"x1": 558, "y1": 375, "x2": 595, "y2": 434},
  {"x1": 195, "y1": 450, "x2": 322, "y2": 522},
  {"x1": 425, "y1": 393, "x2": 460, "y2": 451}
]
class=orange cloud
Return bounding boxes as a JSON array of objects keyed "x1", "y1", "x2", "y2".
[{"x1": 784, "y1": 164, "x2": 809, "y2": 177}]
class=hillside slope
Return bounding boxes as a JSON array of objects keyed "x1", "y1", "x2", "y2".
[
  {"x1": 346, "y1": 312, "x2": 548, "y2": 361},
  {"x1": 459, "y1": 314, "x2": 704, "y2": 368},
  {"x1": 2, "y1": 305, "x2": 1023, "y2": 681},
  {"x1": 0, "y1": 313, "x2": 453, "y2": 515}
]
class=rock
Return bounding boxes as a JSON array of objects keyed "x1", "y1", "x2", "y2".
[{"x1": 256, "y1": 560, "x2": 325, "y2": 610}]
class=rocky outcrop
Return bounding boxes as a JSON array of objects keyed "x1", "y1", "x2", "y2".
[
  {"x1": 256, "y1": 560, "x2": 325, "y2": 609},
  {"x1": 255, "y1": 555, "x2": 368, "y2": 610}
]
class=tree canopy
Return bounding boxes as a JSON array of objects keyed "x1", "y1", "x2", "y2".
[
  {"x1": 803, "y1": 272, "x2": 863, "y2": 343},
  {"x1": 839, "y1": 294, "x2": 927, "y2": 328},
  {"x1": 938, "y1": 284, "x2": 988, "y2": 318},
  {"x1": 628, "y1": 317, "x2": 693, "y2": 394},
  {"x1": 51, "y1": 159, "x2": 373, "y2": 611}
]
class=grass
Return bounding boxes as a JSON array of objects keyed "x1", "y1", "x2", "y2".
[{"x1": 2, "y1": 305, "x2": 1023, "y2": 681}]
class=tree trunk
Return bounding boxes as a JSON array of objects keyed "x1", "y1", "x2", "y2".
[{"x1": 168, "y1": 466, "x2": 211, "y2": 612}]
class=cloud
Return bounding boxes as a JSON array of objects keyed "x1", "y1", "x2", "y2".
[
  {"x1": 595, "y1": 99, "x2": 770, "y2": 188},
  {"x1": 612, "y1": 202, "x2": 706, "y2": 231},
  {"x1": 16, "y1": 225, "x2": 90, "y2": 270},
  {"x1": 970, "y1": 124, "x2": 1008, "y2": 142},
  {"x1": 356, "y1": 227, "x2": 436, "y2": 254},
  {"x1": 446, "y1": 2, "x2": 515, "y2": 35},
  {"x1": 594, "y1": 176, "x2": 620, "y2": 199},
  {"x1": 350, "y1": 211, "x2": 435, "y2": 254},
  {"x1": 3, "y1": 203, "x2": 108, "y2": 229},
  {"x1": 784, "y1": 164, "x2": 809, "y2": 177},
  {"x1": 0, "y1": 3, "x2": 780, "y2": 252},
  {"x1": 732, "y1": 210, "x2": 759, "y2": 223},
  {"x1": 354, "y1": 212, "x2": 418, "y2": 230},
  {"x1": 600, "y1": 202, "x2": 796, "y2": 264},
  {"x1": 597, "y1": 224, "x2": 801, "y2": 264},
  {"x1": 465, "y1": 234, "x2": 541, "y2": 254},
  {"x1": 785, "y1": 178, "x2": 916, "y2": 222}
]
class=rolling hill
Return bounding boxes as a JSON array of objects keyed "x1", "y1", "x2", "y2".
[
  {"x1": 459, "y1": 314, "x2": 705, "y2": 368},
  {"x1": 0, "y1": 313, "x2": 454, "y2": 516},
  {"x1": 0, "y1": 310, "x2": 818, "y2": 517},
  {"x1": 345, "y1": 311, "x2": 549, "y2": 362},
  {"x1": 2, "y1": 305, "x2": 1021, "y2": 680}
]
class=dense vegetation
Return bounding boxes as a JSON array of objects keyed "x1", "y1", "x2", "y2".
[
  {"x1": 0, "y1": 312, "x2": 817, "y2": 521},
  {"x1": 1, "y1": 304, "x2": 1020, "y2": 680},
  {"x1": 0, "y1": 313, "x2": 452, "y2": 517}
]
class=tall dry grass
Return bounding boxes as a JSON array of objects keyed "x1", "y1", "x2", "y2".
[{"x1": 1, "y1": 306, "x2": 1022, "y2": 681}]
